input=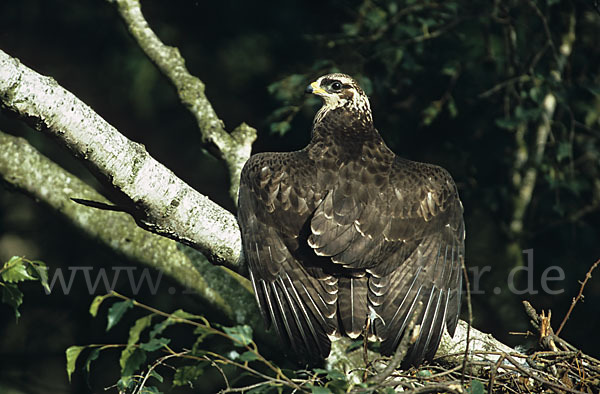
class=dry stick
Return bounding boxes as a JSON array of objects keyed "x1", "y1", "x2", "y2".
[
  {"x1": 556, "y1": 258, "x2": 600, "y2": 335},
  {"x1": 203, "y1": 355, "x2": 231, "y2": 391},
  {"x1": 503, "y1": 353, "x2": 588, "y2": 394},
  {"x1": 368, "y1": 301, "x2": 424, "y2": 386},
  {"x1": 487, "y1": 353, "x2": 506, "y2": 394},
  {"x1": 408, "y1": 382, "x2": 463, "y2": 394},
  {"x1": 460, "y1": 261, "x2": 473, "y2": 385},
  {"x1": 526, "y1": 0, "x2": 561, "y2": 67},
  {"x1": 133, "y1": 351, "x2": 187, "y2": 394}
]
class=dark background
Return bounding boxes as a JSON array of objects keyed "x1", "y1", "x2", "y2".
[{"x1": 1, "y1": 0, "x2": 599, "y2": 393}]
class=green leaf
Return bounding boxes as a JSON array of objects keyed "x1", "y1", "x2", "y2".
[
  {"x1": 422, "y1": 101, "x2": 441, "y2": 126},
  {"x1": 173, "y1": 364, "x2": 206, "y2": 387},
  {"x1": 1, "y1": 282, "x2": 23, "y2": 319},
  {"x1": 557, "y1": 142, "x2": 571, "y2": 162},
  {"x1": 309, "y1": 386, "x2": 332, "y2": 394},
  {"x1": 326, "y1": 369, "x2": 346, "y2": 380},
  {"x1": 106, "y1": 299, "x2": 134, "y2": 331},
  {"x1": 66, "y1": 346, "x2": 85, "y2": 382},
  {"x1": 344, "y1": 339, "x2": 363, "y2": 353},
  {"x1": 192, "y1": 326, "x2": 215, "y2": 352},
  {"x1": 141, "y1": 387, "x2": 162, "y2": 394},
  {"x1": 117, "y1": 376, "x2": 135, "y2": 391},
  {"x1": 468, "y1": 379, "x2": 485, "y2": 394},
  {"x1": 30, "y1": 261, "x2": 50, "y2": 292},
  {"x1": 140, "y1": 337, "x2": 170, "y2": 352},
  {"x1": 238, "y1": 350, "x2": 259, "y2": 362},
  {"x1": 222, "y1": 325, "x2": 253, "y2": 346},
  {"x1": 84, "y1": 347, "x2": 101, "y2": 374},
  {"x1": 149, "y1": 318, "x2": 174, "y2": 339},
  {"x1": 495, "y1": 117, "x2": 522, "y2": 130},
  {"x1": 447, "y1": 97, "x2": 458, "y2": 118},
  {"x1": 1, "y1": 257, "x2": 36, "y2": 283},
  {"x1": 89, "y1": 293, "x2": 111, "y2": 317},
  {"x1": 149, "y1": 369, "x2": 163, "y2": 383},
  {"x1": 120, "y1": 347, "x2": 146, "y2": 377},
  {"x1": 342, "y1": 23, "x2": 359, "y2": 36},
  {"x1": 170, "y1": 309, "x2": 202, "y2": 320},
  {"x1": 270, "y1": 121, "x2": 291, "y2": 136},
  {"x1": 128, "y1": 315, "x2": 154, "y2": 346}
]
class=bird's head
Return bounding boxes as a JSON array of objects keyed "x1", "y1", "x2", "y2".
[{"x1": 306, "y1": 73, "x2": 372, "y2": 124}]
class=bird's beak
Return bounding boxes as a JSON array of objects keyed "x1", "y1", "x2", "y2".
[{"x1": 306, "y1": 81, "x2": 327, "y2": 96}]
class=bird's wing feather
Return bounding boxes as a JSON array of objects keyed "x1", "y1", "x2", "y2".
[
  {"x1": 308, "y1": 155, "x2": 464, "y2": 364},
  {"x1": 238, "y1": 152, "x2": 338, "y2": 360}
]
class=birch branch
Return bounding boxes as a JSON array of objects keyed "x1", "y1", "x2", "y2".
[
  {"x1": 0, "y1": 48, "x2": 244, "y2": 275},
  {"x1": 0, "y1": 44, "x2": 531, "y2": 379},
  {"x1": 0, "y1": 130, "x2": 261, "y2": 331},
  {"x1": 112, "y1": 0, "x2": 256, "y2": 203},
  {"x1": 509, "y1": 11, "x2": 576, "y2": 237}
]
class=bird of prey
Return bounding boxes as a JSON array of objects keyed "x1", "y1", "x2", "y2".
[{"x1": 237, "y1": 73, "x2": 464, "y2": 366}]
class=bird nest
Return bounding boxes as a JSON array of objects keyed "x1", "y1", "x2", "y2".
[{"x1": 361, "y1": 301, "x2": 600, "y2": 393}]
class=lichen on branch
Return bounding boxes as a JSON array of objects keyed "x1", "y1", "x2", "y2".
[
  {"x1": 112, "y1": 0, "x2": 256, "y2": 203},
  {"x1": 0, "y1": 49, "x2": 244, "y2": 275}
]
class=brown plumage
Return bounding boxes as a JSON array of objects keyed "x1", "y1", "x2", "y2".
[{"x1": 237, "y1": 73, "x2": 464, "y2": 365}]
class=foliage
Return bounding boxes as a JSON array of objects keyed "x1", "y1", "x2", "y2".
[
  {"x1": 1, "y1": 0, "x2": 600, "y2": 392},
  {"x1": 66, "y1": 292, "x2": 359, "y2": 393},
  {"x1": 66, "y1": 294, "x2": 600, "y2": 393},
  {"x1": 68, "y1": 293, "x2": 533, "y2": 393},
  {"x1": 265, "y1": 0, "x2": 600, "y2": 345},
  {"x1": 0, "y1": 256, "x2": 49, "y2": 319}
]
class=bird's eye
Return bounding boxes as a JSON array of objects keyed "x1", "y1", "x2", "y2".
[{"x1": 330, "y1": 81, "x2": 342, "y2": 91}]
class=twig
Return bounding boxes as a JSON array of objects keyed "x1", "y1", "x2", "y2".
[
  {"x1": 108, "y1": 292, "x2": 295, "y2": 387},
  {"x1": 556, "y1": 258, "x2": 600, "y2": 335},
  {"x1": 503, "y1": 353, "x2": 588, "y2": 394},
  {"x1": 112, "y1": 0, "x2": 256, "y2": 202},
  {"x1": 368, "y1": 301, "x2": 424, "y2": 386},
  {"x1": 218, "y1": 381, "x2": 274, "y2": 393},
  {"x1": 461, "y1": 259, "x2": 473, "y2": 385},
  {"x1": 205, "y1": 355, "x2": 231, "y2": 393},
  {"x1": 407, "y1": 382, "x2": 463, "y2": 394},
  {"x1": 525, "y1": 0, "x2": 561, "y2": 67},
  {"x1": 487, "y1": 352, "x2": 506, "y2": 394},
  {"x1": 478, "y1": 75, "x2": 531, "y2": 99},
  {"x1": 396, "y1": 18, "x2": 465, "y2": 45},
  {"x1": 133, "y1": 351, "x2": 186, "y2": 394}
]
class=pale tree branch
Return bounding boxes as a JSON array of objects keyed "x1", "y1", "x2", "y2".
[
  {"x1": 0, "y1": 46, "x2": 520, "y2": 372},
  {"x1": 111, "y1": 0, "x2": 256, "y2": 203},
  {"x1": 0, "y1": 48, "x2": 244, "y2": 274},
  {"x1": 0, "y1": 129, "x2": 263, "y2": 333},
  {"x1": 509, "y1": 10, "x2": 576, "y2": 238}
]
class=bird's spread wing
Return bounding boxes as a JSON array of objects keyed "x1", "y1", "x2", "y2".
[
  {"x1": 238, "y1": 152, "x2": 338, "y2": 360},
  {"x1": 307, "y1": 156, "x2": 464, "y2": 365}
]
